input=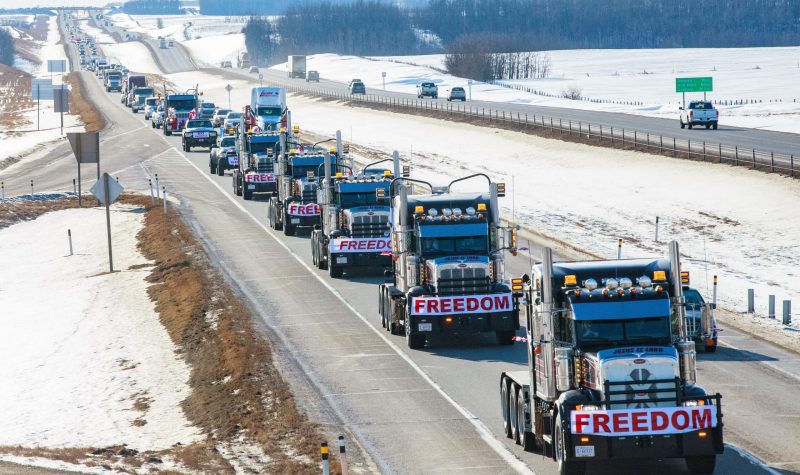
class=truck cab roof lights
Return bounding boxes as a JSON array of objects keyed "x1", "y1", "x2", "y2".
[
  {"x1": 452, "y1": 207, "x2": 463, "y2": 217},
  {"x1": 466, "y1": 207, "x2": 476, "y2": 216},
  {"x1": 583, "y1": 278, "x2": 598, "y2": 291},
  {"x1": 638, "y1": 275, "x2": 653, "y2": 287},
  {"x1": 428, "y1": 208, "x2": 438, "y2": 217},
  {"x1": 605, "y1": 278, "x2": 619, "y2": 289},
  {"x1": 414, "y1": 205, "x2": 424, "y2": 214},
  {"x1": 564, "y1": 275, "x2": 577, "y2": 286},
  {"x1": 619, "y1": 277, "x2": 633, "y2": 289},
  {"x1": 442, "y1": 208, "x2": 453, "y2": 217},
  {"x1": 477, "y1": 203, "x2": 487, "y2": 211},
  {"x1": 653, "y1": 270, "x2": 667, "y2": 281}
]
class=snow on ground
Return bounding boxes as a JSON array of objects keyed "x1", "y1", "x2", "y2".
[
  {"x1": 0, "y1": 205, "x2": 200, "y2": 450},
  {"x1": 0, "y1": 16, "x2": 83, "y2": 164},
  {"x1": 76, "y1": 18, "x2": 115, "y2": 45},
  {"x1": 183, "y1": 33, "x2": 245, "y2": 68},
  {"x1": 274, "y1": 51, "x2": 800, "y2": 134},
  {"x1": 107, "y1": 13, "x2": 245, "y2": 43},
  {"x1": 103, "y1": 41, "x2": 160, "y2": 74}
]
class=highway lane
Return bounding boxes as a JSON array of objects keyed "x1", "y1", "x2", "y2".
[{"x1": 4, "y1": 16, "x2": 796, "y2": 474}]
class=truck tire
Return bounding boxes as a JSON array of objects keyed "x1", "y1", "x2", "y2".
[
  {"x1": 704, "y1": 344, "x2": 717, "y2": 353},
  {"x1": 688, "y1": 123, "x2": 693, "y2": 129},
  {"x1": 318, "y1": 244, "x2": 328, "y2": 270},
  {"x1": 712, "y1": 122, "x2": 718, "y2": 130},
  {"x1": 501, "y1": 378, "x2": 513, "y2": 438},
  {"x1": 405, "y1": 318, "x2": 425, "y2": 349},
  {"x1": 283, "y1": 222, "x2": 294, "y2": 236},
  {"x1": 235, "y1": 177, "x2": 242, "y2": 196},
  {"x1": 311, "y1": 232, "x2": 319, "y2": 266},
  {"x1": 555, "y1": 413, "x2": 586, "y2": 475},
  {"x1": 496, "y1": 331, "x2": 515, "y2": 346},
  {"x1": 217, "y1": 164, "x2": 224, "y2": 176},
  {"x1": 516, "y1": 387, "x2": 540, "y2": 451},
  {"x1": 209, "y1": 160, "x2": 216, "y2": 174},
  {"x1": 243, "y1": 190, "x2": 252, "y2": 200},
  {"x1": 685, "y1": 455, "x2": 716, "y2": 474},
  {"x1": 329, "y1": 262, "x2": 342, "y2": 278},
  {"x1": 680, "y1": 120, "x2": 685, "y2": 129},
  {"x1": 705, "y1": 123, "x2": 710, "y2": 129}
]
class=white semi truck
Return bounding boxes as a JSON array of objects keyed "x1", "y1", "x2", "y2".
[{"x1": 288, "y1": 55, "x2": 306, "y2": 79}]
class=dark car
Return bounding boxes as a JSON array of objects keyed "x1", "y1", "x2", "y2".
[{"x1": 349, "y1": 81, "x2": 365, "y2": 95}]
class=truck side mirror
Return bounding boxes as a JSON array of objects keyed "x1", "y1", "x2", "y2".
[
  {"x1": 710, "y1": 303, "x2": 716, "y2": 310},
  {"x1": 678, "y1": 106, "x2": 684, "y2": 110}
]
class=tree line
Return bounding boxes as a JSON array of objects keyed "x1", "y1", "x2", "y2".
[
  {"x1": 0, "y1": 28, "x2": 13, "y2": 67},
  {"x1": 122, "y1": 0, "x2": 183, "y2": 15},
  {"x1": 418, "y1": 0, "x2": 800, "y2": 49},
  {"x1": 199, "y1": 0, "x2": 291, "y2": 15}
]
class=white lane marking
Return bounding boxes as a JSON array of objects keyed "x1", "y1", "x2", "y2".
[
  {"x1": 324, "y1": 388, "x2": 434, "y2": 398},
  {"x1": 718, "y1": 339, "x2": 800, "y2": 384},
  {"x1": 162, "y1": 145, "x2": 535, "y2": 474},
  {"x1": 726, "y1": 443, "x2": 783, "y2": 475}
]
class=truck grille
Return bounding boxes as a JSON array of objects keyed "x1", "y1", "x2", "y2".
[
  {"x1": 350, "y1": 214, "x2": 388, "y2": 238},
  {"x1": 300, "y1": 183, "x2": 317, "y2": 204},
  {"x1": 605, "y1": 377, "x2": 680, "y2": 410},
  {"x1": 256, "y1": 156, "x2": 273, "y2": 173},
  {"x1": 436, "y1": 267, "x2": 491, "y2": 296}
]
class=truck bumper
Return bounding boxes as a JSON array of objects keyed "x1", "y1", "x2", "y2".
[
  {"x1": 243, "y1": 183, "x2": 277, "y2": 195},
  {"x1": 329, "y1": 252, "x2": 391, "y2": 270},
  {"x1": 408, "y1": 310, "x2": 518, "y2": 336},
  {"x1": 186, "y1": 138, "x2": 215, "y2": 147},
  {"x1": 286, "y1": 215, "x2": 319, "y2": 228},
  {"x1": 568, "y1": 427, "x2": 723, "y2": 461}
]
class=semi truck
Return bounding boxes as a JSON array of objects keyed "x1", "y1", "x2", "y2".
[
  {"x1": 163, "y1": 91, "x2": 199, "y2": 136},
  {"x1": 682, "y1": 272, "x2": 718, "y2": 353},
  {"x1": 500, "y1": 242, "x2": 723, "y2": 475},
  {"x1": 288, "y1": 55, "x2": 306, "y2": 79},
  {"x1": 267, "y1": 125, "x2": 325, "y2": 236},
  {"x1": 232, "y1": 127, "x2": 282, "y2": 201},
  {"x1": 378, "y1": 175, "x2": 520, "y2": 349},
  {"x1": 310, "y1": 139, "x2": 400, "y2": 278},
  {"x1": 104, "y1": 69, "x2": 122, "y2": 92},
  {"x1": 248, "y1": 87, "x2": 286, "y2": 132},
  {"x1": 237, "y1": 51, "x2": 250, "y2": 69}
]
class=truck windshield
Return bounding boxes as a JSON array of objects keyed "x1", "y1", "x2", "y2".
[
  {"x1": 420, "y1": 235, "x2": 487, "y2": 257},
  {"x1": 187, "y1": 120, "x2": 212, "y2": 128},
  {"x1": 135, "y1": 88, "x2": 154, "y2": 96},
  {"x1": 220, "y1": 137, "x2": 235, "y2": 147},
  {"x1": 250, "y1": 141, "x2": 275, "y2": 153},
  {"x1": 257, "y1": 106, "x2": 281, "y2": 116},
  {"x1": 291, "y1": 165, "x2": 318, "y2": 179},
  {"x1": 689, "y1": 102, "x2": 713, "y2": 109},
  {"x1": 575, "y1": 317, "x2": 671, "y2": 350},
  {"x1": 168, "y1": 99, "x2": 195, "y2": 111},
  {"x1": 683, "y1": 288, "x2": 705, "y2": 308},
  {"x1": 339, "y1": 192, "x2": 383, "y2": 208}
]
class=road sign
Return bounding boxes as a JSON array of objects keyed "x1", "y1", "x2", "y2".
[
  {"x1": 31, "y1": 78, "x2": 55, "y2": 100},
  {"x1": 67, "y1": 132, "x2": 100, "y2": 163},
  {"x1": 91, "y1": 173, "x2": 123, "y2": 205},
  {"x1": 53, "y1": 87, "x2": 69, "y2": 113},
  {"x1": 47, "y1": 59, "x2": 66, "y2": 73},
  {"x1": 225, "y1": 84, "x2": 233, "y2": 92},
  {"x1": 676, "y1": 77, "x2": 713, "y2": 93},
  {"x1": 381, "y1": 72, "x2": 386, "y2": 78}
]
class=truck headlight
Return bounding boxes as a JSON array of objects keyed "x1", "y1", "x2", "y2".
[
  {"x1": 682, "y1": 399, "x2": 705, "y2": 407},
  {"x1": 576, "y1": 404, "x2": 600, "y2": 411}
]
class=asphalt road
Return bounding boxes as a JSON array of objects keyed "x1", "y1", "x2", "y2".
[{"x1": 3, "y1": 15, "x2": 798, "y2": 475}]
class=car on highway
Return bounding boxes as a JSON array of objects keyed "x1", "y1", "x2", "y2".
[
  {"x1": 143, "y1": 97, "x2": 159, "y2": 119},
  {"x1": 182, "y1": 119, "x2": 217, "y2": 152},
  {"x1": 209, "y1": 135, "x2": 238, "y2": 176},
  {"x1": 168, "y1": 40, "x2": 174, "y2": 47},
  {"x1": 221, "y1": 60, "x2": 232, "y2": 68},
  {"x1": 680, "y1": 100, "x2": 719, "y2": 129},
  {"x1": 307, "y1": 70, "x2": 320, "y2": 82},
  {"x1": 349, "y1": 80, "x2": 366, "y2": 95},
  {"x1": 249, "y1": 66, "x2": 259, "y2": 74},
  {"x1": 222, "y1": 111, "x2": 243, "y2": 130},
  {"x1": 416, "y1": 81, "x2": 438, "y2": 99},
  {"x1": 151, "y1": 105, "x2": 165, "y2": 129},
  {"x1": 198, "y1": 102, "x2": 216, "y2": 120},
  {"x1": 446, "y1": 86, "x2": 467, "y2": 101},
  {"x1": 212, "y1": 108, "x2": 231, "y2": 127}
]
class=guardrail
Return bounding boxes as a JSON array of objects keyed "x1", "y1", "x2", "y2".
[{"x1": 278, "y1": 84, "x2": 798, "y2": 179}]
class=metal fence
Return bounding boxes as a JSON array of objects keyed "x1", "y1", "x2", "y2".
[{"x1": 279, "y1": 84, "x2": 799, "y2": 179}]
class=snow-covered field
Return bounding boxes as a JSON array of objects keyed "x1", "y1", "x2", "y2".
[
  {"x1": 0, "y1": 16, "x2": 83, "y2": 165},
  {"x1": 0, "y1": 203, "x2": 200, "y2": 450}
]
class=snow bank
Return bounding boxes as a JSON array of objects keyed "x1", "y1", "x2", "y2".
[
  {"x1": 183, "y1": 33, "x2": 245, "y2": 68},
  {"x1": 104, "y1": 41, "x2": 160, "y2": 74},
  {"x1": 0, "y1": 206, "x2": 200, "y2": 450}
]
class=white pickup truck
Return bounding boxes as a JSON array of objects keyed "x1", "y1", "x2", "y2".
[
  {"x1": 680, "y1": 100, "x2": 719, "y2": 129},
  {"x1": 416, "y1": 81, "x2": 438, "y2": 99}
]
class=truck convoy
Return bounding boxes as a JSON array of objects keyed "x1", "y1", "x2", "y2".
[
  {"x1": 379, "y1": 175, "x2": 520, "y2": 348},
  {"x1": 163, "y1": 91, "x2": 199, "y2": 136},
  {"x1": 310, "y1": 141, "x2": 398, "y2": 278},
  {"x1": 267, "y1": 131, "x2": 326, "y2": 236},
  {"x1": 248, "y1": 87, "x2": 287, "y2": 132},
  {"x1": 500, "y1": 242, "x2": 723, "y2": 475},
  {"x1": 288, "y1": 55, "x2": 307, "y2": 79}
]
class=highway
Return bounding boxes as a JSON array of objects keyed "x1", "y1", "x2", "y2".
[{"x1": 2, "y1": 14, "x2": 798, "y2": 474}]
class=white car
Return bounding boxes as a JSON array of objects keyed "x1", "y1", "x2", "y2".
[
  {"x1": 212, "y1": 108, "x2": 231, "y2": 127},
  {"x1": 150, "y1": 105, "x2": 165, "y2": 129},
  {"x1": 223, "y1": 111, "x2": 243, "y2": 130},
  {"x1": 143, "y1": 97, "x2": 159, "y2": 119}
]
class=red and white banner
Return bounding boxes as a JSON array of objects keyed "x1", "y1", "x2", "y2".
[
  {"x1": 329, "y1": 237, "x2": 391, "y2": 254},
  {"x1": 411, "y1": 293, "x2": 513, "y2": 316},
  {"x1": 570, "y1": 406, "x2": 717, "y2": 436},
  {"x1": 287, "y1": 203, "x2": 320, "y2": 216},
  {"x1": 244, "y1": 173, "x2": 275, "y2": 183}
]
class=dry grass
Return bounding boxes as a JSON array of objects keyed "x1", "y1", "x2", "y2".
[
  {"x1": 0, "y1": 65, "x2": 34, "y2": 131},
  {"x1": 64, "y1": 71, "x2": 105, "y2": 132}
]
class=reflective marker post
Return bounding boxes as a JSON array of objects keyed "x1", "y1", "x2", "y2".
[
  {"x1": 338, "y1": 435, "x2": 348, "y2": 475},
  {"x1": 320, "y1": 442, "x2": 330, "y2": 475}
]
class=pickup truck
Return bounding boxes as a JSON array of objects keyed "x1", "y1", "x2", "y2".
[
  {"x1": 209, "y1": 135, "x2": 238, "y2": 176},
  {"x1": 680, "y1": 100, "x2": 719, "y2": 129},
  {"x1": 416, "y1": 81, "x2": 438, "y2": 99},
  {"x1": 182, "y1": 119, "x2": 218, "y2": 152}
]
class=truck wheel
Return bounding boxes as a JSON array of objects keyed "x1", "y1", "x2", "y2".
[
  {"x1": 405, "y1": 319, "x2": 425, "y2": 349},
  {"x1": 712, "y1": 122, "x2": 718, "y2": 130},
  {"x1": 283, "y1": 223, "x2": 294, "y2": 236},
  {"x1": 496, "y1": 331, "x2": 515, "y2": 346},
  {"x1": 517, "y1": 388, "x2": 540, "y2": 451},
  {"x1": 501, "y1": 378, "x2": 513, "y2": 438},
  {"x1": 329, "y1": 262, "x2": 342, "y2": 278},
  {"x1": 235, "y1": 178, "x2": 242, "y2": 196},
  {"x1": 209, "y1": 161, "x2": 216, "y2": 174},
  {"x1": 318, "y1": 246, "x2": 327, "y2": 270},
  {"x1": 704, "y1": 344, "x2": 717, "y2": 353},
  {"x1": 243, "y1": 191, "x2": 252, "y2": 201},
  {"x1": 685, "y1": 455, "x2": 716, "y2": 475},
  {"x1": 311, "y1": 233, "x2": 318, "y2": 266},
  {"x1": 217, "y1": 164, "x2": 224, "y2": 176},
  {"x1": 680, "y1": 120, "x2": 685, "y2": 129},
  {"x1": 555, "y1": 413, "x2": 586, "y2": 475},
  {"x1": 705, "y1": 123, "x2": 710, "y2": 129},
  {"x1": 688, "y1": 123, "x2": 693, "y2": 129},
  {"x1": 166, "y1": 129, "x2": 172, "y2": 137}
]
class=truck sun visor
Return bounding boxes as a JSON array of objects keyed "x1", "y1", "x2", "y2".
[
  {"x1": 571, "y1": 299, "x2": 671, "y2": 320},
  {"x1": 418, "y1": 223, "x2": 488, "y2": 238}
]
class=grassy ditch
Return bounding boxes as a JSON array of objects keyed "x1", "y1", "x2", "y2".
[{"x1": 64, "y1": 71, "x2": 105, "y2": 132}]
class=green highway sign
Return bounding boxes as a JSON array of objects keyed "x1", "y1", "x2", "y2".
[{"x1": 676, "y1": 77, "x2": 713, "y2": 93}]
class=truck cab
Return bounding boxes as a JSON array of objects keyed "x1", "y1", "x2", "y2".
[
  {"x1": 379, "y1": 176, "x2": 519, "y2": 349},
  {"x1": 268, "y1": 151, "x2": 325, "y2": 236},
  {"x1": 248, "y1": 88, "x2": 286, "y2": 132},
  {"x1": 163, "y1": 93, "x2": 198, "y2": 136},
  {"x1": 500, "y1": 243, "x2": 723, "y2": 475},
  {"x1": 233, "y1": 131, "x2": 281, "y2": 200},
  {"x1": 682, "y1": 277, "x2": 718, "y2": 352},
  {"x1": 131, "y1": 87, "x2": 154, "y2": 113},
  {"x1": 311, "y1": 147, "x2": 397, "y2": 278},
  {"x1": 417, "y1": 82, "x2": 438, "y2": 99},
  {"x1": 104, "y1": 70, "x2": 122, "y2": 92}
]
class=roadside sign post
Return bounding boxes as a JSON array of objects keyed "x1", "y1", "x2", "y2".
[
  {"x1": 381, "y1": 71, "x2": 386, "y2": 91},
  {"x1": 225, "y1": 83, "x2": 233, "y2": 109},
  {"x1": 258, "y1": 73, "x2": 263, "y2": 87},
  {"x1": 675, "y1": 77, "x2": 713, "y2": 108},
  {"x1": 468, "y1": 80, "x2": 473, "y2": 101},
  {"x1": 48, "y1": 60, "x2": 68, "y2": 134},
  {"x1": 67, "y1": 132, "x2": 100, "y2": 206},
  {"x1": 90, "y1": 172, "x2": 123, "y2": 273}
]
